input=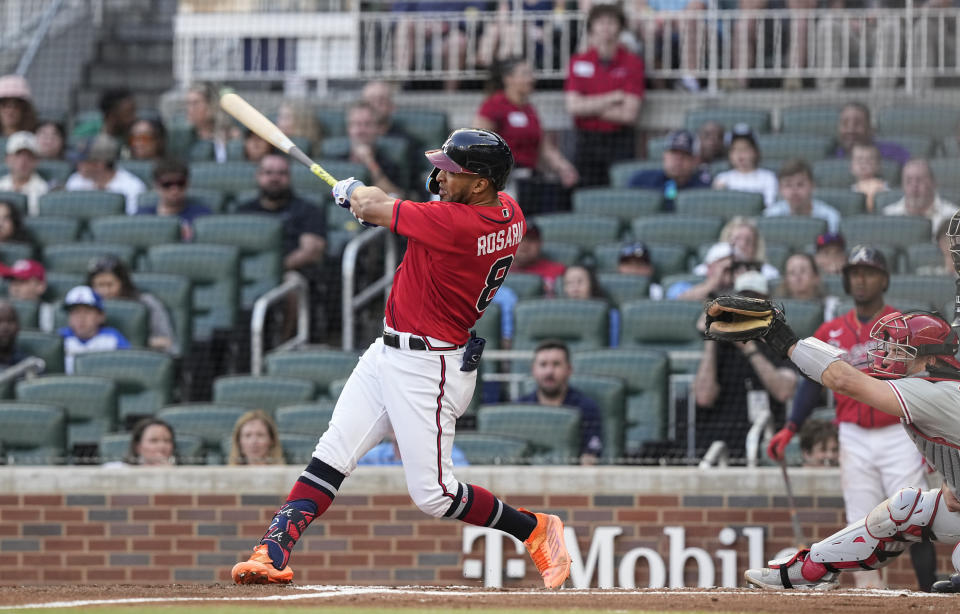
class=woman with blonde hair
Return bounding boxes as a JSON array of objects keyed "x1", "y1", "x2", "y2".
[
  {"x1": 718, "y1": 216, "x2": 780, "y2": 280},
  {"x1": 229, "y1": 409, "x2": 285, "y2": 465},
  {"x1": 276, "y1": 99, "x2": 321, "y2": 148}
]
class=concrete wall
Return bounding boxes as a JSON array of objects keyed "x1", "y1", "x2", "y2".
[{"x1": 0, "y1": 466, "x2": 952, "y2": 587}]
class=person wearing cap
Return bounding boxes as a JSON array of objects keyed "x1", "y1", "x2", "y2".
[
  {"x1": 565, "y1": 3, "x2": 645, "y2": 187},
  {"x1": 814, "y1": 231, "x2": 846, "y2": 275},
  {"x1": 668, "y1": 241, "x2": 733, "y2": 301},
  {"x1": 711, "y1": 123, "x2": 778, "y2": 207},
  {"x1": 628, "y1": 129, "x2": 711, "y2": 211},
  {"x1": 0, "y1": 75, "x2": 37, "y2": 137},
  {"x1": 693, "y1": 270, "x2": 798, "y2": 460},
  {"x1": 882, "y1": 159, "x2": 958, "y2": 241},
  {"x1": 514, "y1": 223, "x2": 565, "y2": 297},
  {"x1": 764, "y1": 158, "x2": 842, "y2": 234},
  {"x1": 64, "y1": 133, "x2": 146, "y2": 215},
  {"x1": 616, "y1": 241, "x2": 663, "y2": 300},
  {"x1": 4, "y1": 259, "x2": 54, "y2": 331},
  {"x1": 58, "y1": 285, "x2": 130, "y2": 374},
  {"x1": 0, "y1": 131, "x2": 49, "y2": 216},
  {"x1": 766, "y1": 245, "x2": 938, "y2": 591}
]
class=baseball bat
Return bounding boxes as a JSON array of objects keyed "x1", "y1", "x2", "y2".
[
  {"x1": 219, "y1": 92, "x2": 338, "y2": 187},
  {"x1": 778, "y1": 459, "x2": 806, "y2": 547}
]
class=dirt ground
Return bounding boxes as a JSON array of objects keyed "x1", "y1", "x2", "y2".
[{"x1": 0, "y1": 584, "x2": 957, "y2": 613}]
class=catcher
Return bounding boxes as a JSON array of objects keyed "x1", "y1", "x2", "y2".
[{"x1": 703, "y1": 293, "x2": 960, "y2": 592}]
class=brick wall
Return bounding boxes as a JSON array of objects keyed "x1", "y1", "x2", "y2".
[{"x1": 0, "y1": 466, "x2": 952, "y2": 587}]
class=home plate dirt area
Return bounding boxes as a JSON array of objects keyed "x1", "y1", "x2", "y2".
[{"x1": 0, "y1": 584, "x2": 958, "y2": 613}]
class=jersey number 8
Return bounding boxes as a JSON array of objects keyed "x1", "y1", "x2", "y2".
[{"x1": 476, "y1": 255, "x2": 514, "y2": 312}]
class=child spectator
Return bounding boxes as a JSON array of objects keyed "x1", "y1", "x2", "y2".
[
  {"x1": 814, "y1": 232, "x2": 846, "y2": 275},
  {"x1": 849, "y1": 142, "x2": 888, "y2": 213},
  {"x1": 228, "y1": 409, "x2": 284, "y2": 465},
  {"x1": 712, "y1": 123, "x2": 778, "y2": 207},
  {"x1": 34, "y1": 120, "x2": 66, "y2": 160},
  {"x1": 617, "y1": 241, "x2": 663, "y2": 299},
  {"x1": 58, "y1": 285, "x2": 130, "y2": 374},
  {"x1": 799, "y1": 419, "x2": 839, "y2": 468},
  {"x1": 764, "y1": 159, "x2": 841, "y2": 233},
  {"x1": 561, "y1": 264, "x2": 618, "y2": 347}
]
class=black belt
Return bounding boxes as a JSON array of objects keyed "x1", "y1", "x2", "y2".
[{"x1": 382, "y1": 332, "x2": 463, "y2": 351}]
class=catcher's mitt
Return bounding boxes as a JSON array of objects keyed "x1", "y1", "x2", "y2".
[{"x1": 704, "y1": 295, "x2": 776, "y2": 342}]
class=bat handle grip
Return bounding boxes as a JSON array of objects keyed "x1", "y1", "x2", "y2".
[{"x1": 310, "y1": 164, "x2": 337, "y2": 187}]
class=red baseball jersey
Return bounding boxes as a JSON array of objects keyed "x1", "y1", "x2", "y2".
[
  {"x1": 814, "y1": 305, "x2": 900, "y2": 428},
  {"x1": 564, "y1": 45, "x2": 646, "y2": 133},
  {"x1": 386, "y1": 192, "x2": 525, "y2": 345},
  {"x1": 477, "y1": 91, "x2": 542, "y2": 170}
]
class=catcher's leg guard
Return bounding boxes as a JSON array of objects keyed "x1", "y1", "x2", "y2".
[{"x1": 743, "y1": 549, "x2": 839, "y2": 590}]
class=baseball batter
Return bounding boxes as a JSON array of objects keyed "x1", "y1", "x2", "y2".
[
  {"x1": 737, "y1": 306, "x2": 960, "y2": 591},
  {"x1": 231, "y1": 128, "x2": 571, "y2": 589}
]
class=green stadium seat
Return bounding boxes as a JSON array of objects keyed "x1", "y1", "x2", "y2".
[
  {"x1": 37, "y1": 191, "x2": 126, "y2": 225},
  {"x1": 44, "y1": 272, "x2": 84, "y2": 302},
  {"x1": 472, "y1": 300, "x2": 502, "y2": 350},
  {"x1": 619, "y1": 300, "x2": 704, "y2": 373},
  {"x1": 278, "y1": 433, "x2": 317, "y2": 465},
  {"x1": 476, "y1": 403, "x2": 581, "y2": 465},
  {"x1": 906, "y1": 243, "x2": 946, "y2": 273},
  {"x1": 572, "y1": 348, "x2": 668, "y2": 457},
  {"x1": 89, "y1": 216, "x2": 182, "y2": 267},
  {"x1": 764, "y1": 244, "x2": 791, "y2": 272},
  {"x1": 15, "y1": 375, "x2": 117, "y2": 449},
  {"x1": 540, "y1": 241, "x2": 581, "y2": 266},
  {"x1": 504, "y1": 272, "x2": 544, "y2": 300},
  {"x1": 16, "y1": 330, "x2": 64, "y2": 373},
  {"x1": 780, "y1": 105, "x2": 842, "y2": 136},
  {"x1": 275, "y1": 401, "x2": 336, "y2": 440},
  {"x1": 453, "y1": 432, "x2": 528, "y2": 465},
  {"x1": 814, "y1": 189, "x2": 867, "y2": 217},
  {"x1": 608, "y1": 160, "x2": 664, "y2": 188},
  {"x1": 146, "y1": 243, "x2": 239, "y2": 341},
  {"x1": 0, "y1": 402, "x2": 67, "y2": 464},
  {"x1": 755, "y1": 133, "x2": 832, "y2": 161},
  {"x1": 928, "y1": 159, "x2": 960, "y2": 192},
  {"x1": 73, "y1": 350, "x2": 174, "y2": 424},
  {"x1": 189, "y1": 161, "x2": 258, "y2": 198},
  {"x1": 840, "y1": 216, "x2": 931, "y2": 251},
  {"x1": 568, "y1": 373, "x2": 626, "y2": 463},
  {"x1": 813, "y1": 158, "x2": 901, "y2": 189},
  {"x1": 0, "y1": 242, "x2": 35, "y2": 264},
  {"x1": 212, "y1": 375, "x2": 315, "y2": 414},
  {"x1": 888, "y1": 274, "x2": 956, "y2": 312},
  {"x1": 876, "y1": 105, "x2": 960, "y2": 140},
  {"x1": 193, "y1": 214, "x2": 283, "y2": 309},
  {"x1": 571, "y1": 188, "x2": 663, "y2": 223},
  {"x1": 675, "y1": 190, "x2": 764, "y2": 221},
  {"x1": 98, "y1": 431, "x2": 204, "y2": 465},
  {"x1": 11, "y1": 299, "x2": 38, "y2": 329},
  {"x1": 42, "y1": 243, "x2": 135, "y2": 274},
  {"x1": 265, "y1": 349, "x2": 359, "y2": 399},
  {"x1": 315, "y1": 108, "x2": 346, "y2": 138},
  {"x1": 755, "y1": 216, "x2": 828, "y2": 251},
  {"x1": 822, "y1": 273, "x2": 844, "y2": 297},
  {"x1": 35, "y1": 160, "x2": 72, "y2": 186},
  {"x1": 779, "y1": 299, "x2": 825, "y2": 339},
  {"x1": 873, "y1": 189, "x2": 903, "y2": 211},
  {"x1": 117, "y1": 160, "x2": 155, "y2": 184},
  {"x1": 155, "y1": 403, "x2": 248, "y2": 463},
  {"x1": 0, "y1": 191, "x2": 28, "y2": 216},
  {"x1": 684, "y1": 108, "x2": 771, "y2": 134},
  {"x1": 533, "y1": 213, "x2": 621, "y2": 250},
  {"x1": 135, "y1": 188, "x2": 227, "y2": 214},
  {"x1": 513, "y1": 299, "x2": 609, "y2": 351},
  {"x1": 597, "y1": 273, "x2": 650, "y2": 306},
  {"x1": 132, "y1": 273, "x2": 192, "y2": 356},
  {"x1": 632, "y1": 215, "x2": 724, "y2": 251},
  {"x1": 880, "y1": 135, "x2": 934, "y2": 159},
  {"x1": 24, "y1": 217, "x2": 80, "y2": 248}
]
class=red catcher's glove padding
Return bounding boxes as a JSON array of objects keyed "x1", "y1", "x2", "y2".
[{"x1": 767, "y1": 422, "x2": 798, "y2": 461}]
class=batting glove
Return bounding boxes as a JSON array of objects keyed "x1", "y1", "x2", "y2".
[
  {"x1": 766, "y1": 422, "x2": 798, "y2": 461},
  {"x1": 332, "y1": 177, "x2": 365, "y2": 209}
]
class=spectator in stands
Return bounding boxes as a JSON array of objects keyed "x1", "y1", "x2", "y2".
[
  {"x1": 632, "y1": 0, "x2": 706, "y2": 91},
  {"x1": 392, "y1": 2, "x2": 485, "y2": 91},
  {"x1": 565, "y1": 3, "x2": 644, "y2": 187},
  {"x1": 764, "y1": 158, "x2": 841, "y2": 233},
  {"x1": 0, "y1": 200, "x2": 34, "y2": 246},
  {"x1": 712, "y1": 123, "x2": 778, "y2": 207},
  {"x1": 243, "y1": 128, "x2": 274, "y2": 163},
  {"x1": 670, "y1": 241, "x2": 734, "y2": 301},
  {"x1": 276, "y1": 99, "x2": 322, "y2": 149},
  {"x1": 815, "y1": 1, "x2": 898, "y2": 91},
  {"x1": 228, "y1": 409, "x2": 284, "y2": 465},
  {"x1": 850, "y1": 142, "x2": 888, "y2": 213},
  {"x1": 719, "y1": 216, "x2": 779, "y2": 280},
  {"x1": 474, "y1": 57, "x2": 578, "y2": 213},
  {"x1": 693, "y1": 271, "x2": 797, "y2": 459},
  {"x1": 0, "y1": 299, "x2": 26, "y2": 370},
  {"x1": 34, "y1": 120, "x2": 66, "y2": 160},
  {"x1": 65, "y1": 134, "x2": 147, "y2": 216},
  {"x1": 0, "y1": 75, "x2": 37, "y2": 137},
  {"x1": 360, "y1": 430, "x2": 469, "y2": 466},
  {"x1": 882, "y1": 159, "x2": 958, "y2": 240},
  {"x1": 128, "y1": 118, "x2": 166, "y2": 162},
  {"x1": 775, "y1": 252, "x2": 839, "y2": 320},
  {"x1": 628, "y1": 129, "x2": 711, "y2": 211},
  {"x1": 696, "y1": 120, "x2": 725, "y2": 166},
  {"x1": 0, "y1": 131, "x2": 48, "y2": 216},
  {"x1": 617, "y1": 241, "x2": 663, "y2": 300},
  {"x1": 518, "y1": 340, "x2": 604, "y2": 465},
  {"x1": 799, "y1": 419, "x2": 839, "y2": 468},
  {"x1": 86, "y1": 255, "x2": 176, "y2": 355},
  {"x1": 4, "y1": 260, "x2": 53, "y2": 331},
  {"x1": 477, "y1": 1, "x2": 559, "y2": 68},
  {"x1": 237, "y1": 153, "x2": 326, "y2": 276},
  {"x1": 361, "y1": 81, "x2": 412, "y2": 143},
  {"x1": 58, "y1": 285, "x2": 131, "y2": 374},
  {"x1": 137, "y1": 159, "x2": 211, "y2": 241},
  {"x1": 115, "y1": 417, "x2": 177, "y2": 466},
  {"x1": 73, "y1": 89, "x2": 137, "y2": 143},
  {"x1": 185, "y1": 82, "x2": 228, "y2": 162},
  {"x1": 514, "y1": 223, "x2": 565, "y2": 296},
  {"x1": 833, "y1": 102, "x2": 910, "y2": 165},
  {"x1": 561, "y1": 264, "x2": 618, "y2": 346},
  {"x1": 343, "y1": 101, "x2": 405, "y2": 196},
  {"x1": 916, "y1": 219, "x2": 957, "y2": 277},
  {"x1": 814, "y1": 231, "x2": 846, "y2": 275}
]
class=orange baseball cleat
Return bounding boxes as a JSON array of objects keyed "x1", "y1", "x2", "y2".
[
  {"x1": 231, "y1": 544, "x2": 294, "y2": 585},
  {"x1": 520, "y1": 509, "x2": 571, "y2": 589}
]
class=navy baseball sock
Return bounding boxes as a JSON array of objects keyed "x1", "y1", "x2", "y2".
[
  {"x1": 260, "y1": 457, "x2": 345, "y2": 570},
  {"x1": 444, "y1": 483, "x2": 537, "y2": 542}
]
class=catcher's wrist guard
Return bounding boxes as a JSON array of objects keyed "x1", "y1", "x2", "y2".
[
  {"x1": 792, "y1": 337, "x2": 845, "y2": 384},
  {"x1": 763, "y1": 315, "x2": 800, "y2": 359}
]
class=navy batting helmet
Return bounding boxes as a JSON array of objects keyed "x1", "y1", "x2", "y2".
[
  {"x1": 842, "y1": 244, "x2": 889, "y2": 294},
  {"x1": 425, "y1": 128, "x2": 514, "y2": 194}
]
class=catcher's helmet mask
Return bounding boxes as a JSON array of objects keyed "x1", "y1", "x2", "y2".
[
  {"x1": 867, "y1": 310, "x2": 960, "y2": 377},
  {"x1": 842, "y1": 244, "x2": 890, "y2": 294},
  {"x1": 425, "y1": 128, "x2": 514, "y2": 194}
]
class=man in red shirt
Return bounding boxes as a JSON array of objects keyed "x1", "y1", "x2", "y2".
[
  {"x1": 231, "y1": 129, "x2": 571, "y2": 590},
  {"x1": 767, "y1": 246, "x2": 936, "y2": 590},
  {"x1": 564, "y1": 3, "x2": 645, "y2": 187}
]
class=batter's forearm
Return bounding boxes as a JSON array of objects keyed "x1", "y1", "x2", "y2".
[{"x1": 351, "y1": 186, "x2": 396, "y2": 227}]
